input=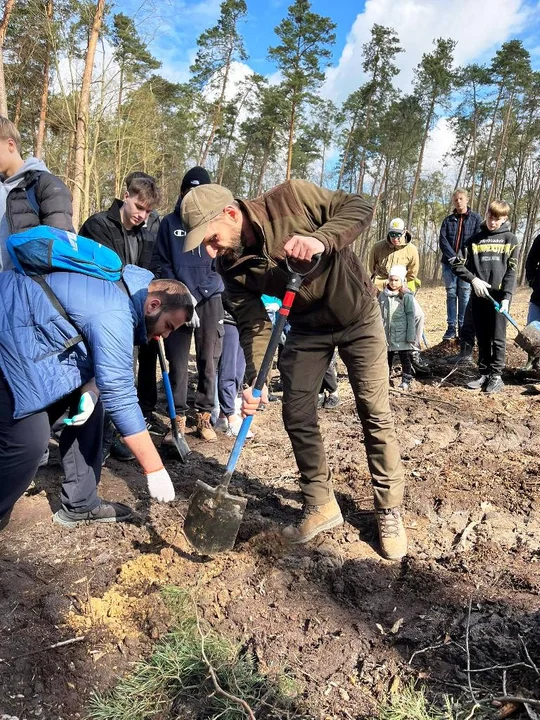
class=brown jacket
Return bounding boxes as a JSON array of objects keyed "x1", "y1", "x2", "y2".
[
  {"x1": 217, "y1": 180, "x2": 375, "y2": 382},
  {"x1": 369, "y1": 234, "x2": 419, "y2": 291}
]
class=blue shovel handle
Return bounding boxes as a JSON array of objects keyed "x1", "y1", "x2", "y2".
[{"x1": 487, "y1": 296, "x2": 520, "y2": 332}]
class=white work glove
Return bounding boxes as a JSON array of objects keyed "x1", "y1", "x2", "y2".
[
  {"x1": 146, "y1": 467, "x2": 175, "y2": 503},
  {"x1": 499, "y1": 299, "x2": 510, "y2": 314},
  {"x1": 63, "y1": 391, "x2": 98, "y2": 427},
  {"x1": 471, "y1": 277, "x2": 491, "y2": 298},
  {"x1": 185, "y1": 307, "x2": 200, "y2": 329}
]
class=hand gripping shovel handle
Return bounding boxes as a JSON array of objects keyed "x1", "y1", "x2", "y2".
[
  {"x1": 222, "y1": 254, "x2": 322, "y2": 488},
  {"x1": 487, "y1": 295, "x2": 521, "y2": 332},
  {"x1": 156, "y1": 336, "x2": 191, "y2": 462}
]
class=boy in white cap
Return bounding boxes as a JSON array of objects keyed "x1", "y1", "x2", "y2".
[{"x1": 378, "y1": 265, "x2": 417, "y2": 391}]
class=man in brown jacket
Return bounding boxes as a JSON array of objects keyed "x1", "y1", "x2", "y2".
[{"x1": 181, "y1": 180, "x2": 407, "y2": 560}]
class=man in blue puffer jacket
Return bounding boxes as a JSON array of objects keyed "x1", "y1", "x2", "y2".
[
  {"x1": 0, "y1": 265, "x2": 193, "y2": 529},
  {"x1": 152, "y1": 167, "x2": 224, "y2": 443}
]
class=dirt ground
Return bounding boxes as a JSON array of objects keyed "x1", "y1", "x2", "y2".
[{"x1": 1, "y1": 286, "x2": 539, "y2": 720}]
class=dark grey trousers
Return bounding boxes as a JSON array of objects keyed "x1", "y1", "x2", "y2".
[{"x1": 0, "y1": 375, "x2": 104, "y2": 519}]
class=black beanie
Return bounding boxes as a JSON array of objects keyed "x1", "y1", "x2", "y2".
[{"x1": 180, "y1": 166, "x2": 212, "y2": 195}]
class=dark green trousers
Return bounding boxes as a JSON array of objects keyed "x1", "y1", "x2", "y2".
[{"x1": 280, "y1": 297, "x2": 405, "y2": 508}]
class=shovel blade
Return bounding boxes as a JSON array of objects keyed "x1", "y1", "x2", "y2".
[
  {"x1": 516, "y1": 321, "x2": 540, "y2": 357},
  {"x1": 172, "y1": 425, "x2": 191, "y2": 463},
  {"x1": 184, "y1": 480, "x2": 247, "y2": 555}
]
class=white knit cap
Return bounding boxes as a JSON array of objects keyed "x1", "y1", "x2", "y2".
[{"x1": 388, "y1": 265, "x2": 407, "y2": 282}]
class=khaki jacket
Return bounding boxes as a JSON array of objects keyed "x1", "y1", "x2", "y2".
[
  {"x1": 369, "y1": 235, "x2": 419, "y2": 291},
  {"x1": 217, "y1": 180, "x2": 375, "y2": 382}
]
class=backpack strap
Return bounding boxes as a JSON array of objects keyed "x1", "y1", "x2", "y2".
[{"x1": 31, "y1": 276, "x2": 84, "y2": 350}]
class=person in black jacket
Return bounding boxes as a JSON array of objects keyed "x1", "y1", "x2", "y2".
[
  {"x1": 451, "y1": 200, "x2": 519, "y2": 394},
  {"x1": 0, "y1": 116, "x2": 73, "y2": 273},
  {"x1": 152, "y1": 167, "x2": 224, "y2": 443},
  {"x1": 80, "y1": 173, "x2": 163, "y2": 460},
  {"x1": 522, "y1": 232, "x2": 540, "y2": 371},
  {"x1": 439, "y1": 189, "x2": 482, "y2": 347}
]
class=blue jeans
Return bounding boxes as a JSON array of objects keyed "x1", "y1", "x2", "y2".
[
  {"x1": 527, "y1": 302, "x2": 540, "y2": 324},
  {"x1": 442, "y1": 264, "x2": 471, "y2": 332}
]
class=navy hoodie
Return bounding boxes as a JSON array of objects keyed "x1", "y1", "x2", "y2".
[{"x1": 152, "y1": 195, "x2": 224, "y2": 303}]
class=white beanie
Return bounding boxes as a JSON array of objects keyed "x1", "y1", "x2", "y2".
[{"x1": 388, "y1": 265, "x2": 407, "y2": 283}]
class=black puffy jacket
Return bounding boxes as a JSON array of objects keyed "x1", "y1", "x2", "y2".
[{"x1": 6, "y1": 170, "x2": 74, "y2": 234}]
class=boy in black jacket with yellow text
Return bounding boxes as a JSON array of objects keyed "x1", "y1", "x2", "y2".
[{"x1": 451, "y1": 200, "x2": 518, "y2": 394}]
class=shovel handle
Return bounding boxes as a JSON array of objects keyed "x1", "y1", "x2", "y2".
[
  {"x1": 487, "y1": 296, "x2": 520, "y2": 332},
  {"x1": 222, "y1": 254, "x2": 321, "y2": 486},
  {"x1": 156, "y1": 337, "x2": 177, "y2": 421}
]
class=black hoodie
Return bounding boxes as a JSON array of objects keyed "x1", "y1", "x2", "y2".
[{"x1": 451, "y1": 221, "x2": 519, "y2": 301}]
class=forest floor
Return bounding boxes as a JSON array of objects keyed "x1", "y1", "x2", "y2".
[{"x1": 1, "y1": 286, "x2": 539, "y2": 720}]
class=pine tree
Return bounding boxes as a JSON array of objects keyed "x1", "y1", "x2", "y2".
[{"x1": 268, "y1": 0, "x2": 336, "y2": 180}]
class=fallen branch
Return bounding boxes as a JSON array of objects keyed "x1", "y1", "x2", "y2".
[
  {"x1": 520, "y1": 635, "x2": 540, "y2": 677},
  {"x1": 194, "y1": 608, "x2": 256, "y2": 720},
  {"x1": 0, "y1": 636, "x2": 85, "y2": 663},
  {"x1": 465, "y1": 598, "x2": 478, "y2": 708},
  {"x1": 389, "y1": 387, "x2": 461, "y2": 410},
  {"x1": 435, "y1": 360, "x2": 462, "y2": 388}
]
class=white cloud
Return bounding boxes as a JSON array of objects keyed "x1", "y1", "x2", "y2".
[
  {"x1": 323, "y1": 0, "x2": 529, "y2": 102},
  {"x1": 423, "y1": 117, "x2": 459, "y2": 177}
]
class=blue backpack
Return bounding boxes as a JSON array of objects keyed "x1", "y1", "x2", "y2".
[{"x1": 7, "y1": 226, "x2": 122, "y2": 281}]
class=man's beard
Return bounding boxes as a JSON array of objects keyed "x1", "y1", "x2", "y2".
[
  {"x1": 145, "y1": 309, "x2": 162, "y2": 338},
  {"x1": 220, "y1": 229, "x2": 244, "y2": 262}
]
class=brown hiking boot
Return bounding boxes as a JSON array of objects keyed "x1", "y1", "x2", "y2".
[
  {"x1": 163, "y1": 415, "x2": 187, "y2": 446},
  {"x1": 282, "y1": 496, "x2": 343, "y2": 544},
  {"x1": 196, "y1": 411, "x2": 217, "y2": 442},
  {"x1": 376, "y1": 507, "x2": 408, "y2": 560}
]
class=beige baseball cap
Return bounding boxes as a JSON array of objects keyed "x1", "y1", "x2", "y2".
[{"x1": 180, "y1": 184, "x2": 235, "y2": 252}]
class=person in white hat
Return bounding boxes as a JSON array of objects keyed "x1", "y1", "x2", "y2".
[
  {"x1": 377, "y1": 265, "x2": 416, "y2": 390},
  {"x1": 369, "y1": 218, "x2": 428, "y2": 373}
]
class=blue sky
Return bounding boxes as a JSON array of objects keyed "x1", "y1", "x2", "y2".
[{"x1": 117, "y1": 0, "x2": 540, "y2": 175}]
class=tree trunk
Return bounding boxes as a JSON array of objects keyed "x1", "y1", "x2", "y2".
[
  {"x1": 199, "y1": 47, "x2": 233, "y2": 167},
  {"x1": 13, "y1": 86, "x2": 22, "y2": 126},
  {"x1": 407, "y1": 97, "x2": 435, "y2": 230},
  {"x1": 476, "y1": 85, "x2": 503, "y2": 213},
  {"x1": 485, "y1": 96, "x2": 514, "y2": 212},
  {"x1": 71, "y1": 0, "x2": 106, "y2": 229},
  {"x1": 35, "y1": 0, "x2": 53, "y2": 158},
  {"x1": 114, "y1": 62, "x2": 124, "y2": 198},
  {"x1": 285, "y1": 93, "x2": 297, "y2": 181},
  {"x1": 256, "y1": 128, "x2": 275, "y2": 196},
  {"x1": 357, "y1": 93, "x2": 374, "y2": 195},
  {"x1": 337, "y1": 110, "x2": 358, "y2": 190},
  {"x1": 0, "y1": 0, "x2": 16, "y2": 117}
]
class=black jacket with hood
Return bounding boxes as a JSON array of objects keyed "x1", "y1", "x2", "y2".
[
  {"x1": 451, "y1": 221, "x2": 519, "y2": 301},
  {"x1": 439, "y1": 208, "x2": 482, "y2": 265},
  {"x1": 151, "y1": 194, "x2": 223, "y2": 303},
  {"x1": 79, "y1": 199, "x2": 156, "y2": 269}
]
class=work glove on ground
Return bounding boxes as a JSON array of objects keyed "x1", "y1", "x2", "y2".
[
  {"x1": 63, "y1": 391, "x2": 98, "y2": 426},
  {"x1": 471, "y1": 277, "x2": 492, "y2": 298},
  {"x1": 146, "y1": 467, "x2": 175, "y2": 503},
  {"x1": 499, "y1": 299, "x2": 510, "y2": 314}
]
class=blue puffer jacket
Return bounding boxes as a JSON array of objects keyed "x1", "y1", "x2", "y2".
[
  {"x1": 152, "y1": 195, "x2": 224, "y2": 302},
  {"x1": 0, "y1": 264, "x2": 151, "y2": 436}
]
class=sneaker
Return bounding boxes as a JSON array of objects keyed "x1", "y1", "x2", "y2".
[
  {"x1": 144, "y1": 412, "x2": 168, "y2": 436},
  {"x1": 323, "y1": 391, "x2": 340, "y2": 409},
  {"x1": 227, "y1": 414, "x2": 253, "y2": 439},
  {"x1": 520, "y1": 356, "x2": 540, "y2": 373},
  {"x1": 485, "y1": 374, "x2": 504, "y2": 394},
  {"x1": 442, "y1": 326, "x2": 457, "y2": 342},
  {"x1": 317, "y1": 393, "x2": 325, "y2": 408},
  {"x1": 411, "y1": 351, "x2": 430, "y2": 374},
  {"x1": 215, "y1": 417, "x2": 229, "y2": 433},
  {"x1": 376, "y1": 507, "x2": 408, "y2": 560},
  {"x1": 467, "y1": 374, "x2": 489, "y2": 390},
  {"x1": 163, "y1": 416, "x2": 187, "y2": 446},
  {"x1": 196, "y1": 411, "x2": 217, "y2": 442},
  {"x1": 37, "y1": 448, "x2": 50, "y2": 468},
  {"x1": 53, "y1": 498, "x2": 133, "y2": 527},
  {"x1": 110, "y1": 438, "x2": 135, "y2": 461},
  {"x1": 282, "y1": 496, "x2": 343, "y2": 544}
]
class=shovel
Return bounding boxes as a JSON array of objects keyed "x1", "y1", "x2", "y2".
[
  {"x1": 156, "y1": 336, "x2": 191, "y2": 463},
  {"x1": 488, "y1": 297, "x2": 540, "y2": 357},
  {"x1": 183, "y1": 254, "x2": 321, "y2": 555}
]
